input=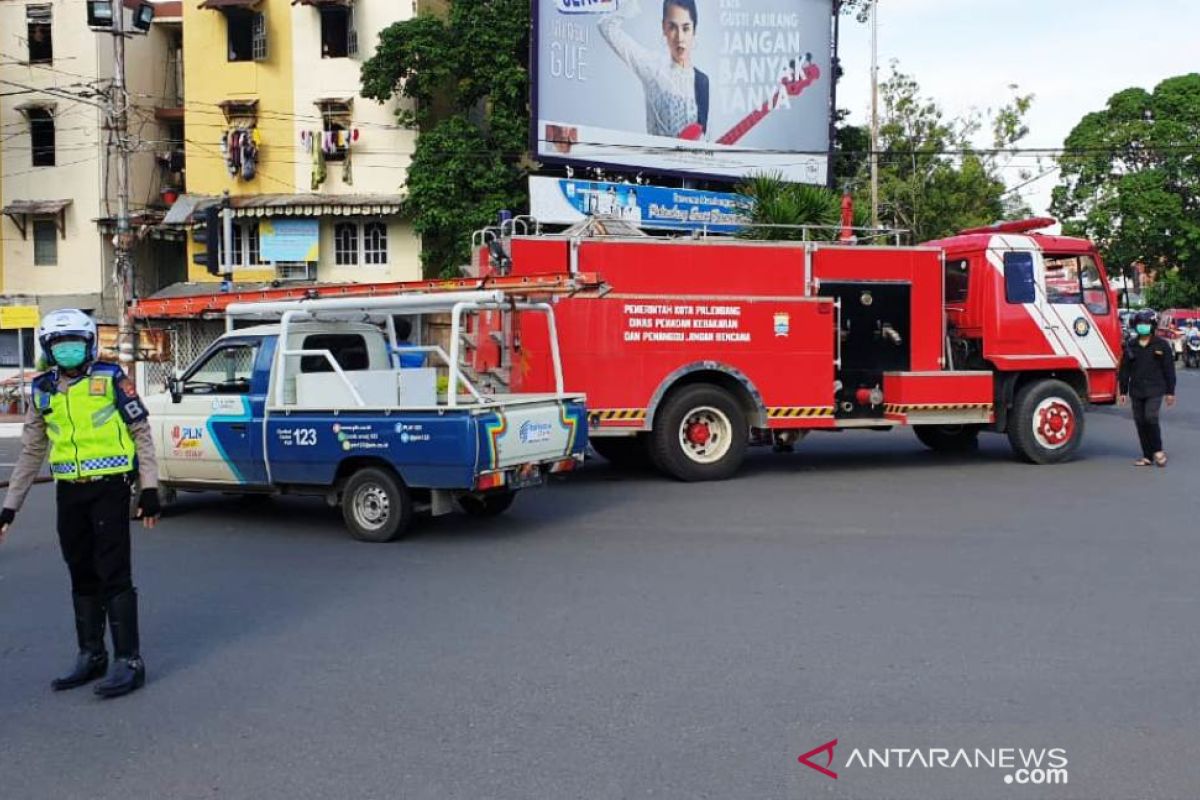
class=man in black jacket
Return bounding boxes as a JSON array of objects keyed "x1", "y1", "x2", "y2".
[{"x1": 1119, "y1": 309, "x2": 1177, "y2": 466}]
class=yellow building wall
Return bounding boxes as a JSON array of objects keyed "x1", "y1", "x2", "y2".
[{"x1": 183, "y1": 0, "x2": 297, "y2": 282}]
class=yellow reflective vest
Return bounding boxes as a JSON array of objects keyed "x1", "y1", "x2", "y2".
[{"x1": 33, "y1": 365, "x2": 137, "y2": 480}]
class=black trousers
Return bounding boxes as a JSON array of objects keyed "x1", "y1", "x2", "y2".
[
  {"x1": 1131, "y1": 394, "x2": 1165, "y2": 459},
  {"x1": 56, "y1": 475, "x2": 133, "y2": 600}
]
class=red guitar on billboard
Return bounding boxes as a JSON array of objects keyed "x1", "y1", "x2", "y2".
[{"x1": 678, "y1": 55, "x2": 821, "y2": 145}]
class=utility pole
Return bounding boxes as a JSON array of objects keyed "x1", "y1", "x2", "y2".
[
  {"x1": 109, "y1": 2, "x2": 135, "y2": 367},
  {"x1": 869, "y1": 0, "x2": 880, "y2": 231}
]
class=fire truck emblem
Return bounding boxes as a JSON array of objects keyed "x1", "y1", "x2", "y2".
[
  {"x1": 774, "y1": 312, "x2": 791, "y2": 338},
  {"x1": 1073, "y1": 317, "x2": 1090, "y2": 337}
]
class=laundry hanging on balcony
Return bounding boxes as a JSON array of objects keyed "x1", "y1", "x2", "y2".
[
  {"x1": 221, "y1": 127, "x2": 261, "y2": 181},
  {"x1": 300, "y1": 128, "x2": 360, "y2": 188}
]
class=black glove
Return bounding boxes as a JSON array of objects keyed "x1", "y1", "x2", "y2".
[
  {"x1": 0, "y1": 508, "x2": 14, "y2": 529},
  {"x1": 137, "y1": 489, "x2": 161, "y2": 519}
]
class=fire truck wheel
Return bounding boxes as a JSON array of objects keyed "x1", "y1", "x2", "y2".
[
  {"x1": 914, "y1": 424, "x2": 981, "y2": 453},
  {"x1": 458, "y1": 490, "x2": 517, "y2": 518},
  {"x1": 1007, "y1": 379, "x2": 1085, "y2": 464},
  {"x1": 591, "y1": 436, "x2": 654, "y2": 469},
  {"x1": 342, "y1": 467, "x2": 413, "y2": 543},
  {"x1": 653, "y1": 385, "x2": 748, "y2": 482}
]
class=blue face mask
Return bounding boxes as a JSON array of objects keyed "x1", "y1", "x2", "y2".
[
  {"x1": 51, "y1": 341, "x2": 88, "y2": 369},
  {"x1": 1135, "y1": 324, "x2": 1153, "y2": 336}
]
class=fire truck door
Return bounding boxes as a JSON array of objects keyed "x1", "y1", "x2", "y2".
[{"x1": 1011, "y1": 250, "x2": 1119, "y2": 373}]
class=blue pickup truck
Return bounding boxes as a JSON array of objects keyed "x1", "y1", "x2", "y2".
[{"x1": 144, "y1": 292, "x2": 587, "y2": 542}]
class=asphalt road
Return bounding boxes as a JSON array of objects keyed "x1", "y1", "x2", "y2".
[{"x1": 2, "y1": 375, "x2": 1200, "y2": 800}]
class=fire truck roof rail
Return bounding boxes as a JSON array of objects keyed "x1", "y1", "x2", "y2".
[{"x1": 734, "y1": 222, "x2": 909, "y2": 246}]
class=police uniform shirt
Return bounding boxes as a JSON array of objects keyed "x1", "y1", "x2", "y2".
[{"x1": 3, "y1": 364, "x2": 158, "y2": 511}]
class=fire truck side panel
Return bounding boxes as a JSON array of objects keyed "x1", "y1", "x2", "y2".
[
  {"x1": 882, "y1": 371, "x2": 994, "y2": 424},
  {"x1": 512, "y1": 296, "x2": 837, "y2": 432},
  {"x1": 810, "y1": 247, "x2": 946, "y2": 371},
  {"x1": 572, "y1": 239, "x2": 809, "y2": 295}
]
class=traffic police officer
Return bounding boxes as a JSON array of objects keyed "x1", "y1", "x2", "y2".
[{"x1": 0, "y1": 309, "x2": 161, "y2": 698}]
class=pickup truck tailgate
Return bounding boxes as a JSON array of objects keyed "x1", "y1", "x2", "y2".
[{"x1": 477, "y1": 396, "x2": 587, "y2": 472}]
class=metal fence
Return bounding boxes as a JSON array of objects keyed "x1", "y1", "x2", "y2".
[{"x1": 141, "y1": 319, "x2": 226, "y2": 391}]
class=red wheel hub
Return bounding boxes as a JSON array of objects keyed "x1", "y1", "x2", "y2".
[
  {"x1": 686, "y1": 422, "x2": 711, "y2": 446},
  {"x1": 1036, "y1": 401, "x2": 1074, "y2": 446}
]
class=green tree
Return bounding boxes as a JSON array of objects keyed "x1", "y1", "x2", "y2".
[
  {"x1": 1144, "y1": 270, "x2": 1200, "y2": 311},
  {"x1": 1051, "y1": 74, "x2": 1200, "y2": 287},
  {"x1": 856, "y1": 63, "x2": 1034, "y2": 243},
  {"x1": 361, "y1": 1, "x2": 530, "y2": 277}
]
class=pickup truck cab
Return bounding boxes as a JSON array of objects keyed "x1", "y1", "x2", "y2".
[{"x1": 144, "y1": 291, "x2": 587, "y2": 542}]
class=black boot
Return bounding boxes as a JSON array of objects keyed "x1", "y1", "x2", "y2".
[
  {"x1": 94, "y1": 589, "x2": 145, "y2": 699},
  {"x1": 51, "y1": 594, "x2": 109, "y2": 691}
]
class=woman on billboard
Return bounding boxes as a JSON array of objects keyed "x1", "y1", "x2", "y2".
[{"x1": 598, "y1": 0, "x2": 710, "y2": 140}]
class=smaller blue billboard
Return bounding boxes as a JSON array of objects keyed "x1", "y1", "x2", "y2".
[{"x1": 529, "y1": 176, "x2": 750, "y2": 234}]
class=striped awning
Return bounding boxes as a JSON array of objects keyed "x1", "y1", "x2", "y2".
[
  {"x1": 198, "y1": 0, "x2": 259, "y2": 9},
  {"x1": 161, "y1": 193, "x2": 405, "y2": 224}
]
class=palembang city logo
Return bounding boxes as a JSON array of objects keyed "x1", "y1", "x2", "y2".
[
  {"x1": 798, "y1": 738, "x2": 1069, "y2": 787},
  {"x1": 554, "y1": 0, "x2": 618, "y2": 13}
]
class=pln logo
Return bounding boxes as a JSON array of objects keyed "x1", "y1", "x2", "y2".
[
  {"x1": 554, "y1": 0, "x2": 619, "y2": 13},
  {"x1": 519, "y1": 420, "x2": 554, "y2": 444}
]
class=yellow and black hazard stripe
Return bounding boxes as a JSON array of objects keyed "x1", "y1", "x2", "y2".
[
  {"x1": 767, "y1": 407, "x2": 836, "y2": 419},
  {"x1": 884, "y1": 402, "x2": 993, "y2": 414},
  {"x1": 590, "y1": 409, "x2": 648, "y2": 422}
]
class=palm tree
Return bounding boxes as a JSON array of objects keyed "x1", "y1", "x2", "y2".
[{"x1": 737, "y1": 174, "x2": 851, "y2": 241}]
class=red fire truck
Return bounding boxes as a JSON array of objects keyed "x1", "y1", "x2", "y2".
[{"x1": 466, "y1": 217, "x2": 1123, "y2": 481}]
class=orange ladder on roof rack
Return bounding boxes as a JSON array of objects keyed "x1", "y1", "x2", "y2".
[{"x1": 129, "y1": 272, "x2": 603, "y2": 320}]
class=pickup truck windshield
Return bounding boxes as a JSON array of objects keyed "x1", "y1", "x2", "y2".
[{"x1": 185, "y1": 343, "x2": 258, "y2": 395}]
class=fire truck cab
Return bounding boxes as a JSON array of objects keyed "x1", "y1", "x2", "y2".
[{"x1": 469, "y1": 217, "x2": 1122, "y2": 481}]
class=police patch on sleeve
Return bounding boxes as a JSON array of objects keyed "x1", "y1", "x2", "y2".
[{"x1": 114, "y1": 375, "x2": 148, "y2": 423}]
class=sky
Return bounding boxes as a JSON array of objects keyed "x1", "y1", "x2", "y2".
[{"x1": 836, "y1": 0, "x2": 1200, "y2": 219}]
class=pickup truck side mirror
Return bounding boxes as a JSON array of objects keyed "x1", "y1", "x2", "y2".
[{"x1": 169, "y1": 378, "x2": 183, "y2": 404}]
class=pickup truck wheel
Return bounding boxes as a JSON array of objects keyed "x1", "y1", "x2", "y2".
[
  {"x1": 458, "y1": 490, "x2": 517, "y2": 518},
  {"x1": 914, "y1": 424, "x2": 981, "y2": 453},
  {"x1": 1007, "y1": 379, "x2": 1085, "y2": 464},
  {"x1": 591, "y1": 435, "x2": 653, "y2": 469},
  {"x1": 651, "y1": 384, "x2": 748, "y2": 482},
  {"x1": 342, "y1": 468, "x2": 412, "y2": 543}
]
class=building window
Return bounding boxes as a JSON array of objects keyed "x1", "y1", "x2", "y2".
[
  {"x1": 319, "y1": 5, "x2": 357, "y2": 59},
  {"x1": 26, "y1": 5, "x2": 52, "y2": 64},
  {"x1": 227, "y1": 10, "x2": 267, "y2": 62},
  {"x1": 335, "y1": 222, "x2": 359, "y2": 265},
  {"x1": 245, "y1": 221, "x2": 261, "y2": 266},
  {"x1": 33, "y1": 219, "x2": 57, "y2": 266},
  {"x1": 216, "y1": 221, "x2": 263, "y2": 268},
  {"x1": 0, "y1": 330, "x2": 36, "y2": 368},
  {"x1": 29, "y1": 108, "x2": 55, "y2": 166},
  {"x1": 364, "y1": 222, "x2": 388, "y2": 265}
]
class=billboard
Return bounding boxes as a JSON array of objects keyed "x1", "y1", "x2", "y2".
[
  {"x1": 530, "y1": 176, "x2": 750, "y2": 232},
  {"x1": 534, "y1": 0, "x2": 833, "y2": 184}
]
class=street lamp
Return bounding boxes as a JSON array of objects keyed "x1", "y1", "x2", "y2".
[{"x1": 86, "y1": 1, "x2": 155, "y2": 33}]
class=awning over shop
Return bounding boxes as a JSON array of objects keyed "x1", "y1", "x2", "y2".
[
  {"x1": 292, "y1": 0, "x2": 352, "y2": 6},
  {"x1": 2, "y1": 199, "x2": 71, "y2": 239},
  {"x1": 161, "y1": 193, "x2": 406, "y2": 225},
  {"x1": 197, "y1": 0, "x2": 259, "y2": 10}
]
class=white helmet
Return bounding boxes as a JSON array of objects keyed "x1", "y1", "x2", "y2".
[{"x1": 38, "y1": 308, "x2": 97, "y2": 366}]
